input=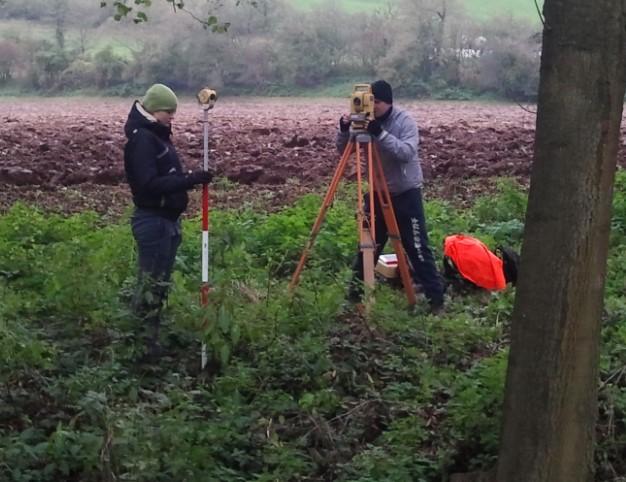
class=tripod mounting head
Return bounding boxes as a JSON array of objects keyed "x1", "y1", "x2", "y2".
[{"x1": 351, "y1": 131, "x2": 373, "y2": 143}]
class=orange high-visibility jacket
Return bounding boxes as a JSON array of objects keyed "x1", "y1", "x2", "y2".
[{"x1": 443, "y1": 234, "x2": 506, "y2": 291}]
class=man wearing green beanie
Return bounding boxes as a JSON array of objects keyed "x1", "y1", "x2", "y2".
[
  {"x1": 124, "y1": 83, "x2": 213, "y2": 361},
  {"x1": 141, "y1": 83, "x2": 179, "y2": 115}
]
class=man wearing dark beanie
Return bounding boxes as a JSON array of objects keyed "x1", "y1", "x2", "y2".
[
  {"x1": 371, "y1": 79, "x2": 393, "y2": 104},
  {"x1": 124, "y1": 83, "x2": 213, "y2": 360},
  {"x1": 337, "y1": 80, "x2": 445, "y2": 313}
]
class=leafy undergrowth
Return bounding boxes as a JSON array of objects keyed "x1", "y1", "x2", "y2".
[{"x1": 1, "y1": 172, "x2": 625, "y2": 481}]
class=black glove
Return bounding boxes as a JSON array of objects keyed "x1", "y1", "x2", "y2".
[
  {"x1": 187, "y1": 170, "x2": 213, "y2": 186},
  {"x1": 339, "y1": 116, "x2": 350, "y2": 133},
  {"x1": 366, "y1": 119, "x2": 382, "y2": 137}
]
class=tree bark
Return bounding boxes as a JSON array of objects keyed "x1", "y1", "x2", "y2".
[{"x1": 496, "y1": 1, "x2": 626, "y2": 481}]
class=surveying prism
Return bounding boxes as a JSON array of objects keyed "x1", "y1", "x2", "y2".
[
  {"x1": 196, "y1": 86, "x2": 218, "y2": 369},
  {"x1": 289, "y1": 84, "x2": 417, "y2": 308},
  {"x1": 197, "y1": 87, "x2": 218, "y2": 110}
]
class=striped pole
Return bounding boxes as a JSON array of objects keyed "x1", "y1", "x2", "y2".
[{"x1": 200, "y1": 107, "x2": 210, "y2": 369}]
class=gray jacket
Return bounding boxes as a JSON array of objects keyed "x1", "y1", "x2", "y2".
[{"x1": 336, "y1": 107, "x2": 423, "y2": 195}]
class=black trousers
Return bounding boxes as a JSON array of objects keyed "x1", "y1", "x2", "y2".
[
  {"x1": 131, "y1": 209, "x2": 182, "y2": 345},
  {"x1": 351, "y1": 188, "x2": 444, "y2": 306}
]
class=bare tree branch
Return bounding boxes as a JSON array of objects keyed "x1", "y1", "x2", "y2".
[
  {"x1": 534, "y1": 0, "x2": 546, "y2": 26},
  {"x1": 99, "y1": 0, "x2": 245, "y2": 31},
  {"x1": 516, "y1": 101, "x2": 537, "y2": 114}
]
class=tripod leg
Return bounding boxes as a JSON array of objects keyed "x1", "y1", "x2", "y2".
[
  {"x1": 367, "y1": 142, "x2": 376, "y2": 242},
  {"x1": 289, "y1": 140, "x2": 356, "y2": 292},
  {"x1": 371, "y1": 146, "x2": 417, "y2": 306},
  {"x1": 357, "y1": 142, "x2": 376, "y2": 294}
]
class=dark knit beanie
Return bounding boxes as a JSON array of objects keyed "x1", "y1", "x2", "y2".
[
  {"x1": 371, "y1": 80, "x2": 393, "y2": 104},
  {"x1": 141, "y1": 83, "x2": 178, "y2": 113}
]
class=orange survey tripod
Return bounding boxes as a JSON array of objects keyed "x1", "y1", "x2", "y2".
[{"x1": 289, "y1": 130, "x2": 417, "y2": 306}]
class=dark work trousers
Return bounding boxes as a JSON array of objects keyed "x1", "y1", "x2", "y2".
[
  {"x1": 351, "y1": 188, "x2": 444, "y2": 306},
  {"x1": 131, "y1": 209, "x2": 182, "y2": 349}
]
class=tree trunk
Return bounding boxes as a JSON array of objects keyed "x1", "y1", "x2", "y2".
[{"x1": 496, "y1": 1, "x2": 626, "y2": 481}]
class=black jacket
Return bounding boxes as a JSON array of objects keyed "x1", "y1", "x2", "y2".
[{"x1": 124, "y1": 101, "x2": 195, "y2": 220}]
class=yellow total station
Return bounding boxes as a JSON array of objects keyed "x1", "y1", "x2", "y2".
[{"x1": 349, "y1": 83, "x2": 375, "y2": 130}]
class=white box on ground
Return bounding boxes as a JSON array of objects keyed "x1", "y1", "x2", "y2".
[{"x1": 375, "y1": 253, "x2": 398, "y2": 279}]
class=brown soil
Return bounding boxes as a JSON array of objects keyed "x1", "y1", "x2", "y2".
[{"x1": 1, "y1": 97, "x2": 620, "y2": 217}]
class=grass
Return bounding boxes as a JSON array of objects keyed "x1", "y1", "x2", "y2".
[
  {"x1": 87, "y1": 36, "x2": 139, "y2": 60},
  {"x1": 0, "y1": 18, "x2": 55, "y2": 40},
  {"x1": 291, "y1": 0, "x2": 544, "y2": 21},
  {"x1": 0, "y1": 19, "x2": 142, "y2": 60},
  {"x1": 466, "y1": 0, "x2": 543, "y2": 21}
]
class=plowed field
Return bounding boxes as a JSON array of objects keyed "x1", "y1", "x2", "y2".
[{"x1": 2, "y1": 97, "x2": 618, "y2": 216}]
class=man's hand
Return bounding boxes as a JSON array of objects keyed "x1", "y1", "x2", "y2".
[
  {"x1": 339, "y1": 115, "x2": 350, "y2": 132},
  {"x1": 188, "y1": 170, "x2": 213, "y2": 186},
  {"x1": 366, "y1": 119, "x2": 382, "y2": 137}
]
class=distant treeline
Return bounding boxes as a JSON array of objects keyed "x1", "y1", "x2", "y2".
[{"x1": 0, "y1": 0, "x2": 541, "y2": 100}]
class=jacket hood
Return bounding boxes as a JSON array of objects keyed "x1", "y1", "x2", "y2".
[{"x1": 124, "y1": 100, "x2": 172, "y2": 140}]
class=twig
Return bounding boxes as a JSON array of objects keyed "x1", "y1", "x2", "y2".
[
  {"x1": 516, "y1": 102, "x2": 537, "y2": 115},
  {"x1": 599, "y1": 366, "x2": 626, "y2": 392},
  {"x1": 309, "y1": 414, "x2": 335, "y2": 444},
  {"x1": 328, "y1": 400, "x2": 375, "y2": 423},
  {"x1": 178, "y1": 5, "x2": 228, "y2": 31},
  {"x1": 179, "y1": 5, "x2": 206, "y2": 25},
  {"x1": 534, "y1": 0, "x2": 546, "y2": 26}
]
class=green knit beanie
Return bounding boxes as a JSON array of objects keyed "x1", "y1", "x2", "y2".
[{"x1": 141, "y1": 83, "x2": 178, "y2": 113}]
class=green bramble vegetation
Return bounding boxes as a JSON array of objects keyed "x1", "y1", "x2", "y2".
[{"x1": 1, "y1": 170, "x2": 625, "y2": 481}]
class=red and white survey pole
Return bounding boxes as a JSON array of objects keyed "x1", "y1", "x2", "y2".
[{"x1": 196, "y1": 87, "x2": 217, "y2": 369}]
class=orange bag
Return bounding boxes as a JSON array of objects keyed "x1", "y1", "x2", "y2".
[{"x1": 443, "y1": 234, "x2": 506, "y2": 291}]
